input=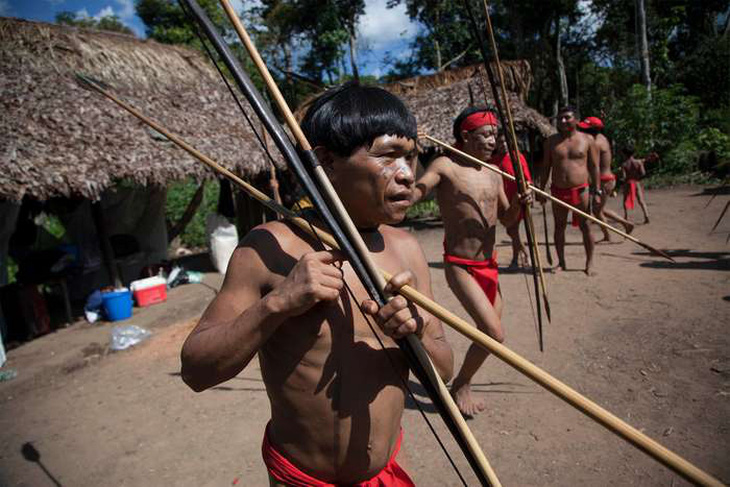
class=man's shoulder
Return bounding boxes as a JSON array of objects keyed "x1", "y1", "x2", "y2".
[
  {"x1": 380, "y1": 225, "x2": 424, "y2": 260},
  {"x1": 429, "y1": 155, "x2": 452, "y2": 171}
]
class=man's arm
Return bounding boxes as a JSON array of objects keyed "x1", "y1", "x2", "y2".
[
  {"x1": 181, "y1": 226, "x2": 344, "y2": 392},
  {"x1": 412, "y1": 157, "x2": 445, "y2": 204},
  {"x1": 587, "y1": 136, "x2": 600, "y2": 193}
]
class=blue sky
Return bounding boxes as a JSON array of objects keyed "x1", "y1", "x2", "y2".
[{"x1": 1, "y1": 0, "x2": 419, "y2": 77}]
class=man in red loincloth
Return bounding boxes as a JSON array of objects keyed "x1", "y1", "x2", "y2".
[
  {"x1": 620, "y1": 145, "x2": 651, "y2": 224},
  {"x1": 577, "y1": 116, "x2": 634, "y2": 242},
  {"x1": 181, "y1": 83, "x2": 453, "y2": 486},
  {"x1": 412, "y1": 107, "x2": 530, "y2": 417},
  {"x1": 538, "y1": 106, "x2": 601, "y2": 275}
]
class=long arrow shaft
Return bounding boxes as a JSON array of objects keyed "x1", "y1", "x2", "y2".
[
  {"x1": 84, "y1": 83, "x2": 721, "y2": 486},
  {"x1": 463, "y1": 0, "x2": 550, "y2": 348},
  {"x1": 207, "y1": 1, "x2": 500, "y2": 484}
]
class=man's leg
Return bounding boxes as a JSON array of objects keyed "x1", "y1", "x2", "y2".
[
  {"x1": 444, "y1": 263, "x2": 503, "y2": 417},
  {"x1": 578, "y1": 192, "x2": 596, "y2": 275},
  {"x1": 603, "y1": 208, "x2": 634, "y2": 234},
  {"x1": 551, "y1": 201, "x2": 569, "y2": 271},
  {"x1": 506, "y1": 223, "x2": 525, "y2": 267},
  {"x1": 637, "y1": 182, "x2": 650, "y2": 224},
  {"x1": 595, "y1": 195, "x2": 611, "y2": 242}
]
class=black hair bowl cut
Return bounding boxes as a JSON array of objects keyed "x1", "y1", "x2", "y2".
[{"x1": 300, "y1": 81, "x2": 417, "y2": 157}]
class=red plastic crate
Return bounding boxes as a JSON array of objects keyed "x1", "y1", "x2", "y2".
[{"x1": 133, "y1": 284, "x2": 167, "y2": 307}]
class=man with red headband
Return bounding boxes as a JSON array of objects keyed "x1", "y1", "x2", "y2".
[
  {"x1": 412, "y1": 106, "x2": 530, "y2": 417},
  {"x1": 577, "y1": 116, "x2": 634, "y2": 241},
  {"x1": 538, "y1": 106, "x2": 600, "y2": 275}
]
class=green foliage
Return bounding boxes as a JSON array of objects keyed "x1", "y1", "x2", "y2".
[
  {"x1": 698, "y1": 128, "x2": 730, "y2": 164},
  {"x1": 135, "y1": 0, "x2": 228, "y2": 45},
  {"x1": 55, "y1": 11, "x2": 135, "y2": 35},
  {"x1": 406, "y1": 199, "x2": 440, "y2": 219},
  {"x1": 605, "y1": 84, "x2": 700, "y2": 169},
  {"x1": 166, "y1": 180, "x2": 220, "y2": 249}
]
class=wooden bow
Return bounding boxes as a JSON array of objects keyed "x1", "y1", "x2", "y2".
[
  {"x1": 462, "y1": 0, "x2": 551, "y2": 351},
  {"x1": 76, "y1": 75, "x2": 721, "y2": 485}
]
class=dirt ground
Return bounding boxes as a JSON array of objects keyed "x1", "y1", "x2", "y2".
[{"x1": 0, "y1": 185, "x2": 728, "y2": 487}]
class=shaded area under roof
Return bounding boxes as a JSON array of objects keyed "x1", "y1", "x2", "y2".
[{"x1": 0, "y1": 17, "x2": 284, "y2": 203}]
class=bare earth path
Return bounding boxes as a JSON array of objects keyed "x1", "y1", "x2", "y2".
[{"x1": 0, "y1": 186, "x2": 728, "y2": 486}]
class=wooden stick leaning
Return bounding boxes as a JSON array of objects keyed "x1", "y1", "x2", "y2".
[
  {"x1": 217, "y1": 1, "x2": 500, "y2": 485},
  {"x1": 421, "y1": 133, "x2": 675, "y2": 263},
  {"x1": 480, "y1": 0, "x2": 551, "y2": 326},
  {"x1": 80, "y1": 76, "x2": 721, "y2": 487}
]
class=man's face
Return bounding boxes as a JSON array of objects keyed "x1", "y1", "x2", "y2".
[
  {"x1": 462, "y1": 124, "x2": 498, "y2": 161},
  {"x1": 327, "y1": 135, "x2": 417, "y2": 228},
  {"x1": 557, "y1": 111, "x2": 577, "y2": 133}
]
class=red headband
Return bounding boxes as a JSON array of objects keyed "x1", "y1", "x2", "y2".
[{"x1": 460, "y1": 111, "x2": 498, "y2": 132}]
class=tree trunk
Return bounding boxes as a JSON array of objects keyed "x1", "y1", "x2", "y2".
[
  {"x1": 283, "y1": 41, "x2": 294, "y2": 101},
  {"x1": 434, "y1": 38, "x2": 442, "y2": 71},
  {"x1": 555, "y1": 15, "x2": 569, "y2": 107},
  {"x1": 348, "y1": 30, "x2": 359, "y2": 81},
  {"x1": 636, "y1": 0, "x2": 652, "y2": 94}
]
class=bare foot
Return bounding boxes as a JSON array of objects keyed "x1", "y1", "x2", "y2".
[
  {"x1": 451, "y1": 381, "x2": 485, "y2": 418},
  {"x1": 596, "y1": 236, "x2": 612, "y2": 244},
  {"x1": 584, "y1": 267, "x2": 596, "y2": 276},
  {"x1": 643, "y1": 217, "x2": 650, "y2": 224},
  {"x1": 508, "y1": 259, "x2": 519, "y2": 270},
  {"x1": 624, "y1": 222, "x2": 635, "y2": 235},
  {"x1": 553, "y1": 262, "x2": 566, "y2": 273}
]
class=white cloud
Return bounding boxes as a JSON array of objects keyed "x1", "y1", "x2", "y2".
[
  {"x1": 94, "y1": 6, "x2": 115, "y2": 20},
  {"x1": 114, "y1": 0, "x2": 135, "y2": 21},
  {"x1": 359, "y1": 0, "x2": 417, "y2": 50},
  {"x1": 0, "y1": 0, "x2": 10, "y2": 16},
  {"x1": 75, "y1": 8, "x2": 90, "y2": 18}
]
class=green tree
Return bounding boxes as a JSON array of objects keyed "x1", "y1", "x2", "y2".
[{"x1": 55, "y1": 11, "x2": 135, "y2": 35}]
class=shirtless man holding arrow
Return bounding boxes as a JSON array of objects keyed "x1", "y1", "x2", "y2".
[
  {"x1": 181, "y1": 84, "x2": 451, "y2": 486},
  {"x1": 412, "y1": 106, "x2": 530, "y2": 417}
]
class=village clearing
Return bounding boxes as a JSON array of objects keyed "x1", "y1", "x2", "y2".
[{"x1": 0, "y1": 186, "x2": 728, "y2": 487}]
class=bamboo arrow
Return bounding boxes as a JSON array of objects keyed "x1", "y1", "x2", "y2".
[
  {"x1": 77, "y1": 76, "x2": 721, "y2": 486},
  {"x1": 463, "y1": 0, "x2": 551, "y2": 351},
  {"x1": 209, "y1": 0, "x2": 500, "y2": 484},
  {"x1": 421, "y1": 133, "x2": 675, "y2": 262}
]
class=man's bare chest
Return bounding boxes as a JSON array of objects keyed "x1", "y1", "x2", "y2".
[
  {"x1": 443, "y1": 166, "x2": 500, "y2": 204},
  {"x1": 554, "y1": 139, "x2": 589, "y2": 163}
]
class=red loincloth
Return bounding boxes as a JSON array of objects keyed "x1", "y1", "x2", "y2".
[
  {"x1": 443, "y1": 253, "x2": 499, "y2": 305},
  {"x1": 600, "y1": 173, "x2": 616, "y2": 182},
  {"x1": 262, "y1": 424, "x2": 415, "y2": 487},
  {"x1": 491, "y1": 152, "x2": 532, "y2": 222},
  {"x1": 624, "y1": 179, "x2": 637, "y2": 210},
  {"x1": 550, "y1": 183, "x2": 589, "y2": 227}
]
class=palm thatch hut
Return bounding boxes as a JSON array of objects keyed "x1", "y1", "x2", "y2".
[
  {"x1": 383, "y1": 62, "x2": 555, "y2": 164},
  {"x1": 0, "y1": 17, "x2": 281, "y2": 315},
  {"x1": 0, "y1": 17, "x2": 282, "y2": 202}
]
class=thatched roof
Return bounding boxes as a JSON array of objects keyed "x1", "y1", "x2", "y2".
[
  {"x1": 0, "y1": 17, "x2": 283, "y2": 202},
  {"x1": 384, "y1": 62, "x2": 555, "y2": 143}
]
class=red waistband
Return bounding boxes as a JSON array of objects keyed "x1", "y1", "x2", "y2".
[
  {"x1": 262, "y1": 424, "x2": 408, "y2": 487},
  {"x1": 600, "y1": 173, "x2": 616, "y2": 182},
  {"x1": 443, "y1": 253, "x2": 498, "y2": 268}
]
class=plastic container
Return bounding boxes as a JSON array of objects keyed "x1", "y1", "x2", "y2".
[
  {"x1": 101, "y1": 289, "x2": 133, "y2": 322},
  {"x1": 130, "y1": 276, "x2": 167, "y2": 307}
]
